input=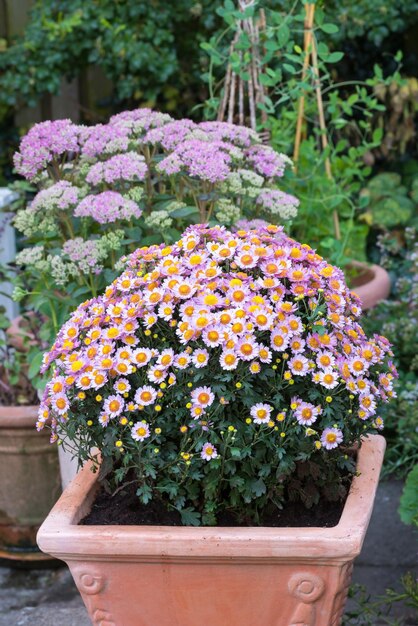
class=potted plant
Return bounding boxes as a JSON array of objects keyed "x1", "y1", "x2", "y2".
[
  {"x1": 0, "y1": 305, "x2": 61, "y2": 562},
  {"x1": 37, "y1": 223, "x2": 394, "y2": 624},
  {"x1": 10, "y1": 110, "x2": 299, "y2": 486}
]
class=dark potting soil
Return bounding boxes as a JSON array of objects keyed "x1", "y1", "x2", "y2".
[{"x1": 80, "y1": 481, "x2": 348, "y2": 528}]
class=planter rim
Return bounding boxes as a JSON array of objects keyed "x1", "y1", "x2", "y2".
[
  {"x1": 37, "y1": 434, "x2": 385, "y2": 563},
  {"x1": 0, "y1": 405, "x2": 39, "y2": 428}
]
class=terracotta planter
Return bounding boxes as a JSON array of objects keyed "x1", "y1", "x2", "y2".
[
  {"x1": 37, "y1": 435, "x2": 385, "y2": 625},
  {"x1": 6, "y1": 314, "x2": 38, "y2": 352},
  {"x1": 348, "y1": 261, "x2": 391, "y2": 311},
  {"x1": 0, "y1": 405, "x2": 61, "y2": 562}
]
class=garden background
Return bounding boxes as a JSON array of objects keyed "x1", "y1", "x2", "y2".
[{"x1": 0, "y1": 1, "x2": 417, "y2": 625}]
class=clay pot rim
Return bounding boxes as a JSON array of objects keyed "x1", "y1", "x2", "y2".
[
  {"x1": 37, "y1": 435, "x2": 385, "y2": 562},
  {"x1": 0, "y1": 405, "x2": 39, "y2": 428}
]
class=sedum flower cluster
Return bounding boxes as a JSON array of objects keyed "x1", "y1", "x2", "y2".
[
  {"x1": 39, "y1": 225, "x2": 396, "y2": 525},
  {"x1": 12, "y1": 110, "x2": 298, "y2": 345}
]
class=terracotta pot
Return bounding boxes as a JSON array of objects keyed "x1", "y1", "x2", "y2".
[
  {"x1": 0, "y1": 405, "x2": 61, "y2": 562},
  {"x1": 6, "y1": 313, "x2": 39, "y2": 353},
  {"x1": 348, "y1": 261, "x2": 391, "y2": 311},
  {"x1": 37, "y1": 435, "x2": 385, "y2": 625}
]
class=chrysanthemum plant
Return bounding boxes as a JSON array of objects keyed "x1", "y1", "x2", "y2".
[
  {"x1": 12, "y1": 111, "x2": 298, "y2": 348},
  {"x1": 39, "y1": 224, "x2": 396, "y2": 525}
]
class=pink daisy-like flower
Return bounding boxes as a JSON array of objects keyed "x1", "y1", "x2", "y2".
[
  {"x1": 191, "y1": 386, "x2": 215, "y2": 408},
  {"x1": 103, "y1": 395, "x2": 125, "y2": 418},
  {"x1": 250, "y1": 403, "x2": 273, "y2": 424},
  {"x1": 48, "y1": 375, "x2": 67, "y2": 395},
  {"x1": 219, "y1": 351, "x2": 239, "y2": 370},
  {"x1": 286, "y1": 315, "x2": 304, "y2": 335},
  {"x1": 98, "y1": 412, "x2": 110, "y2": 427},
  {"x1": 174, "y1": 352, "x2": 191, "y2": 369},
  {"x1": 76, "y1": 373, "x2": 94, "y2": 390},
  {"x1": 236, "y1": 336, "x2": 259, "y2": 361},
  {"x1": 134, "y1": 385, "x2": 157, "y2": 406},
  {"x1": 192, "y1": 349, "x2": 210, "y2": 368},
  {"x1": 317, "y1": 369, "x2": 339, "y2": 389},
  {"x1": 270, "y1": 329, "x2": 289, "y2": 352},
  {"x1": 191, "y1": 405, "x2": 206, "y2": 419},
  {"x1": 147, "y1": 366, "x2": 168, "y2": 384},
  {"x1": 253, "y1": 310, "x2": 274, "y2": 330},
  {"x1": 349, "y1": 356, "x2": 368, "y2": 377},
  {"x1": 289, "y1": 336, "x2": 306, "y2": 353},
  {"x1": 359, "y1": 394, "x2": 377, "y2": 414},
  {"x1": 373, "y1": 416, "x2": 384, "y2": 430},
  {"x1": 201, "y1": 442, "x2": 218, "y2": 461},
  {"x1": 114, "y1": 378, "x2": 131, "y2": 394},
  {"x1": 132, "y1": 347, "x2": 153, "y2": 368},
  {"x1": 172, "y1": 279, "x2": 198, "y2": 300},
  {"x1": 288, "y1": 355, "x2": 309, "y2": 376},
  {"x1": 294, "y1": 402, "x2": 321, "y2": 426},
  {"x1": 51, "y1": 393, "x2": 70, "y2": 415},
  {"x1": 316, "y1": 351, "x2": 336, "y2": 370},
  {"x1": 201, "y1": 325, "x2": 223, "y2": 348},
  {"x1": 131, "y1": 421, "x2": 150, "y2": 442},
  {"x1": 157, "y1": 302, "x2": 174, "y2": 321},
  {"x1": 235, "y1": 250, "x2": 258, "y2": 269},
  {"x1": 144, "y1": 288, "x2": 164, "y2": 307},
  {"x1": 258, "y1": 345, "x2": 272, "y2": 364},
  {"x1": 157, "y1": 348, "x2": 175, "y2": 368},
  {"x1": 320, "y1": 428, "x2": 343, "y2": 450}
]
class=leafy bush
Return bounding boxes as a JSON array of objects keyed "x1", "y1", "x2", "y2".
[
  {"x1": 360, "y1": 173, "x2": 416, "y2": 229},
  {"x1": 363, "y1": 227, "x2": 418, "y2": 478},
  {"x1": 201, "y1": 0, "x2": 402, "y2": 264},
  {"x1": 0, "y1": 0, "x2": 218, "y2": 121}
]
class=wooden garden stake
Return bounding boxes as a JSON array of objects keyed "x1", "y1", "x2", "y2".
[
  {"x1": 293, "y1": 3, "x2": 315, "y2": 167},
  {"x1": 293, "y1": 2, "x2": 341, "y2": 240}
]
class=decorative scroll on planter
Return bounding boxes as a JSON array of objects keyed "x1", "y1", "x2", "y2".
[{"x1": 288, "y1": 572, "x2": 325, "y2": 626}]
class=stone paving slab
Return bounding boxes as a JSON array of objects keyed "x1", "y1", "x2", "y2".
[{"x1": 0, "y1": 480, "x2": 416, "y2": 625}]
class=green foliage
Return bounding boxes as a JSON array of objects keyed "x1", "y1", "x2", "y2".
[
  {"x1": 363, "y1": 227, "x2": 418, "y2": 478},
  {"x1": 343, "y1": 580, "x2": 418, "y2": 625},
  {"x1": 0, "y1": 0, "x2": 218, "y2": 120},
  {"x1": 360, "y1": 173, "x2": 415, "y2": 228},
  {"x1": 201, "y1": 0, "x2": 403, "y2": 264},
  {"x1": 319, "y1": 0, "x2": 418, "y2": 47},
  {"x1": 399, "y1": 464, "x2": 418, "y2": 527}
]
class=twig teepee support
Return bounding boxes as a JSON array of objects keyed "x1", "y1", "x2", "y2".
[
  {"x1": 293, "y1": 3, "x2": 341, "y2": 240},
  {"x1": 217, "y1": 1, "x2": 269, "y2": 142}
]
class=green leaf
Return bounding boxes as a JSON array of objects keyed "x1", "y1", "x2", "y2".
[
  {"x1": 28, "y1": 351, "x2": 44, "y2": 380},
  {"x1": 326, "y1": 52, "x2": 344, "y2": 64},
  {"x1": 277, "y1": 24, "x2": 290, "y2": 47},
  {"x1": 320, "y1": 23, "x2": 339, "y2": 34},
  {"x1": 251, "y1": 478, "x2": 266, "y2": 497},
  {"x1": 136, "y1": 483, "x2": 153, "y2": 504},
  {"x1": 283, "y1": 63, "x2": 296, "y2": 75},
  {"x1": 179, "y1": 508, "x2": 201, "y2": 526},
  {"x1": 170, "y1": 206, "x2": 199, "y2": 219},
  {"x1": 398, "y1": 465, "x2": 418, "y2": 526}
]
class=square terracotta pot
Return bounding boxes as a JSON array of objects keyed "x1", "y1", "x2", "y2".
[{"x1": 37, "y1": 435, "x2": 385, "y2": 626}]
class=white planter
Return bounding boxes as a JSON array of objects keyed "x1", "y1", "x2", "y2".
[{"x1": 0, "y1": 188, "x2": 19, "y2": 322}]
